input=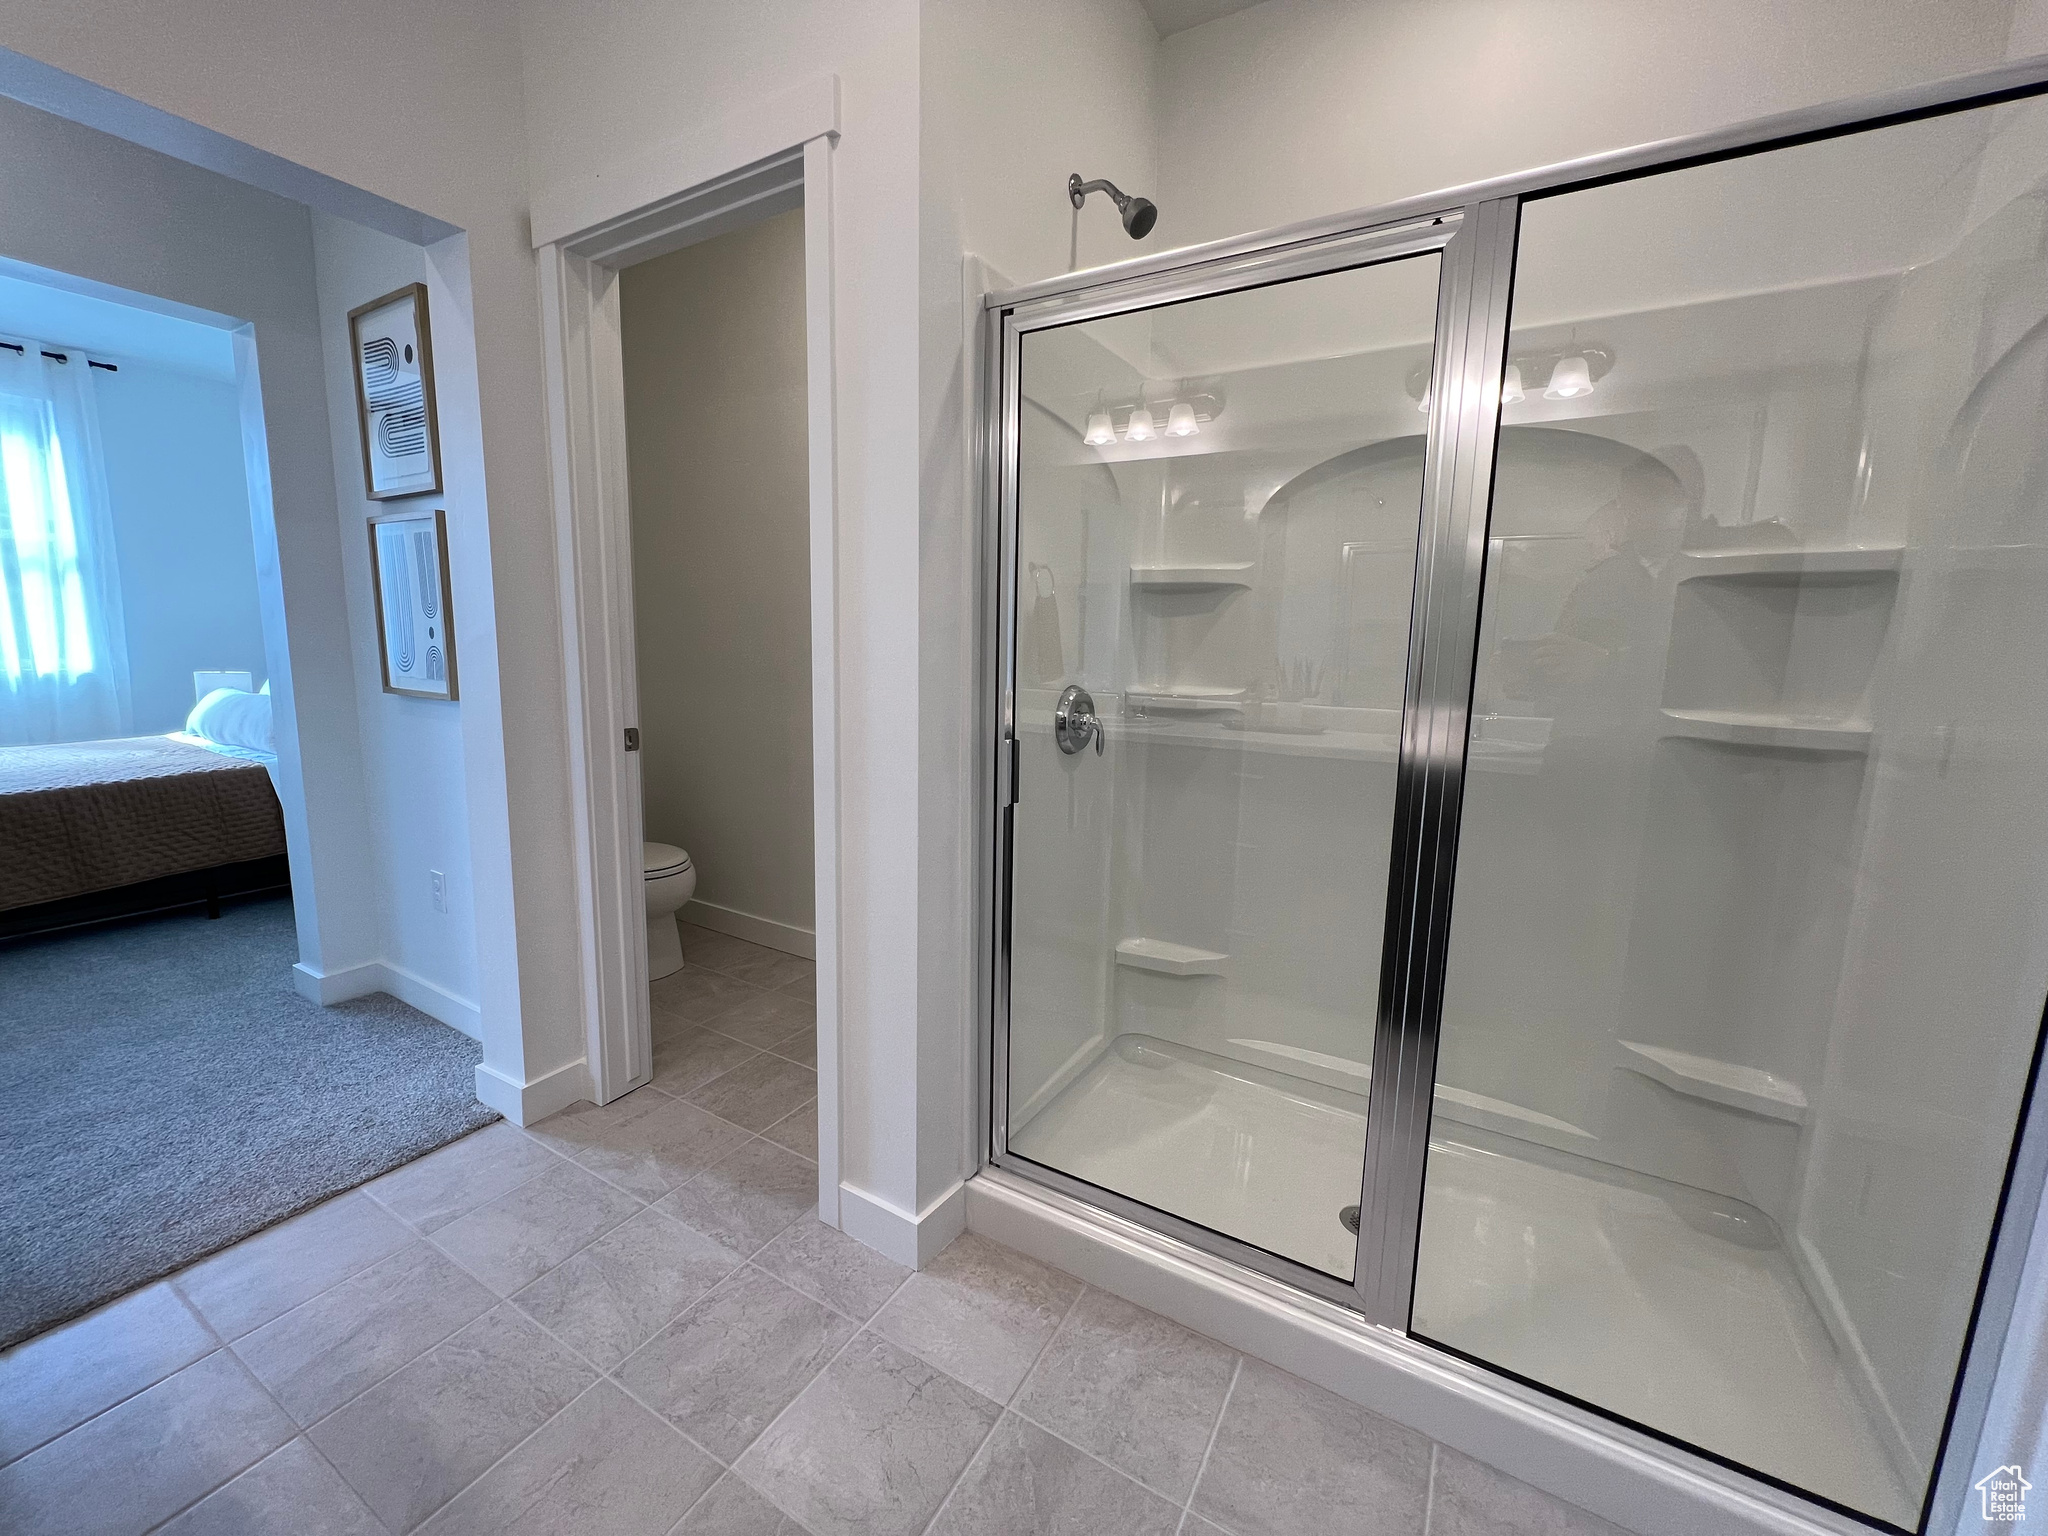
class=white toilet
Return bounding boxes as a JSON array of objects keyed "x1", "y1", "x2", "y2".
[{"x1": 643, "y1": 841, "x2": 696, "y2": 979}]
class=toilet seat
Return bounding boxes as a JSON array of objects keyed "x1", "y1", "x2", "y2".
[{"x1": 644, "y1": 841, "x2": 692, "y2": 879}]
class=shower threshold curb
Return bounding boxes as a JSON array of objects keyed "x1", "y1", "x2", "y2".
[{"x1": 965, "y1": 1166, "x2": 1874, "y2": 1536}]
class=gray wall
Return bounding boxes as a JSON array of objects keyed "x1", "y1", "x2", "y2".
[{"x1": 622, "y1": 207, "x2": 814, "y2": 943}]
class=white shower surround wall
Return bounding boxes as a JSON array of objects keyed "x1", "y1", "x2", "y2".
[{"x1": 999, "y1": 75, "x2": 2048, "y2": 1534}]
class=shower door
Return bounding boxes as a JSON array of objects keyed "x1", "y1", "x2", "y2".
[
  {"x1": 988, "y1": 211, "x2": 1508, "y2": 1306},
  {"x1": 1405, "y1": 95, "x2": 2048, "y2": 1532}
]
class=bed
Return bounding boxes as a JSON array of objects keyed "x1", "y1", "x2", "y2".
[{"x1": 0, "y1": 733, "x2": 287, "y2": 914}]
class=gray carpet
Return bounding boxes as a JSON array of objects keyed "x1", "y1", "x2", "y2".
[{"x1": 0, "y1": 896, "x2": 498, "y2": 1348}]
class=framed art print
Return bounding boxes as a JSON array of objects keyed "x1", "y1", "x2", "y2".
[
  {"x1": 368, "y1": 508, "x2": 458, "y2": 700},
  {"x1": 349, "y1": 282, "x2": 442, "y2": 499}
]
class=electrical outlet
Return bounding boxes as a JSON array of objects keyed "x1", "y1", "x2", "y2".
[{"x1": 430, "y1": 869, "x2": 447, "y2": 913}]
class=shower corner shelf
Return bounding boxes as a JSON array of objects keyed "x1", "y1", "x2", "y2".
[
  {"x1": 1115, "y1": 937, "x2": 1229, "y2": 977},
  {"x1": 1617, "y1": 1040, "x2": 1808, "y2": 1123},
  {"x1": 1677, "y1": 545, "x2": 1904, "y2": 581},
  {"x1": 1125, "y1": 686, "x2": 1251, "y2": 715},
  {"x1": 1129, "y1": 563, "x2": 1255, "y2": 592},
  {"x1": 1659, "y1": 708, "x2": 1871, "y2": 752}
]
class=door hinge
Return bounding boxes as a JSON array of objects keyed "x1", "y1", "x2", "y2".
[{"x1": 623, "y1": 727, "x2": 641, "y2": 752}]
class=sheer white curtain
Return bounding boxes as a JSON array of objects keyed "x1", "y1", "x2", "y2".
[{"x1": 0, "y1": 342, "x2": 128, "y2": 745}]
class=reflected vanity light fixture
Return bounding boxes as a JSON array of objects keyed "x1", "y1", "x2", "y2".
[
  {"x1": 1077, "y1": 389, "x2": 1223, "y2": 446},
  {"x1": 1545, "y1": 354, "x2": 1595, "y2": 399},
  {"x1": 1412, "y1": 346, "x2": 1609, "y2": 412}
]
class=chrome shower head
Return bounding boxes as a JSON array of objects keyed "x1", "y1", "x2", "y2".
[{"x1": 1069, "y1": 173, "x2": 1157, "y2": 240}]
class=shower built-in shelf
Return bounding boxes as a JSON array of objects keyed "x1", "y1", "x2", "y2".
[
  {"x1": 1129, "y1": 563, "x2": 1255, "y2": 592},
  {"x1": 1115, "y1": 937, "x2": 1229, "y2": 976},
  {"x1": 1659, "y1": 708, "x2": 1871, "y2": 752},
  {"x1": 1618, "y1": 1040, "x2": 1808, "y2": 1123},
  {"x1": 1125, "y1": 685, "x2": 1251, "y2": 715},
  {"x1": 1677, "y1": 545, "x2": 1904, "y2": 581}
]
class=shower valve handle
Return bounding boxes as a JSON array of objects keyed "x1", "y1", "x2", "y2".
[{"x1": 1054, "y1": 685, "x2": 1104, "y2": 756}]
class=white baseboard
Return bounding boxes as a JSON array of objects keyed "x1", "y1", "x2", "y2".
[
  {"x1": 475, "y1": 1057, "x2": 590, "y2": 1127},
  {"x1": 378, "y1": 963, "x2": 482, "y2": 1040},
  {"x1": 967, "y1": 1167, "x2": 1864, "y2": 1536},
  {"x1": 838, "y1": 1178, "x2": 969, "y2": 1269},
  {"x1": 292, "y1": 959, "x2": 383, "y2": 1005},
  {"x1": 292, "y1": 959, "x2": 481, "y2": 1040},
  {"x1": 682, "y1": 898, "x2": 815, "y2": 960}
]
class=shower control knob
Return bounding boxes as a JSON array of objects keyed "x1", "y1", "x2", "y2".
[{"x1": 1054, "y1": 685, "x2": 1104, "y2": 756}]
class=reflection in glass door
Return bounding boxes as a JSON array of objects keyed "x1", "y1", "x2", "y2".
[
  {"x1": 999, "y1": 248, "x2": 1443, "y2": 1285},
  {"x1": 1415, "y1": 96, "x2": 2048, "y2": 1528}
]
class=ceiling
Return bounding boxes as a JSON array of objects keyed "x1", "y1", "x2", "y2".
[{"x1": 1139, "y1": 0, "x2": 1270, "y2": 39}]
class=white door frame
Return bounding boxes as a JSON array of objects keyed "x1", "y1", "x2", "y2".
[{"x1": 532, "y1": 79, "x2": 843, "y2": 1224}]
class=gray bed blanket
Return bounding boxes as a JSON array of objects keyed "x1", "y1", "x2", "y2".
[{"x1": 0, "y1": 736, "x2": 286, "y2": 911}]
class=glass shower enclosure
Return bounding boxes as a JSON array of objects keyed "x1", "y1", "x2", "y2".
[{"x1": 981, "y1": 62, "x2": 2048, "y2": 1535}]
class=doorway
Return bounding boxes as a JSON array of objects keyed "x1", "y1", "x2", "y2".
[
  {"x1": 536, "y1": 129, "x2": 841, "y2": 1223},
  {"x1": 0, "y1": 100, "x2": 497, "y2": 1350},
  {"x1": 621, "y1": 207, "x2": 815, "y2": 968},
  {"x1": 617, "y1": 207, "x2": 819, "y2": 1156}
]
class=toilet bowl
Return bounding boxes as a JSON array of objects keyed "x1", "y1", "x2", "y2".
[{"x1": 643, "y1": 841, "x2": 696, "y2": 980}]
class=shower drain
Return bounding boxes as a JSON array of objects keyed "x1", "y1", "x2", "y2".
[{"x1": 1339, "y1": 1204, "x2": 1361, "y2": 1235}]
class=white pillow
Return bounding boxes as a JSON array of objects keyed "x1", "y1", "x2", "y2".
[{"x1": 186, "y1": 687, "x2": 274, "y2": 754}]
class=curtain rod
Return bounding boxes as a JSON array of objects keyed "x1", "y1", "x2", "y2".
[{"x1": 0, "y1": 340, "x2": 118, "y2": 372}]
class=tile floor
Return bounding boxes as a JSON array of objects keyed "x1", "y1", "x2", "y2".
[{"x1": 0, "y1": 924, "x2": 1624, "y2": 1535}]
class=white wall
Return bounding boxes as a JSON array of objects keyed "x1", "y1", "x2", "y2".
[
  {"x1": 621, "y1": 208, "x2": 816, "y2": 948},
  {"x1": 1156, "y1": 0, "x2": 2018, "y2": 249},
  {"x1": 921, "y1": 0, "x2": 1164, "y2": 287},
  {"x1": 96, "y1": 359, "x2": 268, "y2": 733},
  {"x1": 309, "y1": 209, "x2": 481, "y2": 1033},
  {"x1": 917, "y1": 0, "x2": 1170, "y2": 1231}
]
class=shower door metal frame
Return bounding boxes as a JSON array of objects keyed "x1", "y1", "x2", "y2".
[
  {"x1": 978, "y1": 48, "x2": 2048, "y2": 1536},
  {"x1": 1351, "y1": 194, "x2": 1517, "y2": 1326},
  {"x1": 982, "y1": 208, "x2": 1486, "y2": 1315}
]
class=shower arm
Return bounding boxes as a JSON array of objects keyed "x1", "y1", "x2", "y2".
[{"x1": 1068, "y1": 174, "x2": 1127, "y2": 210}]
